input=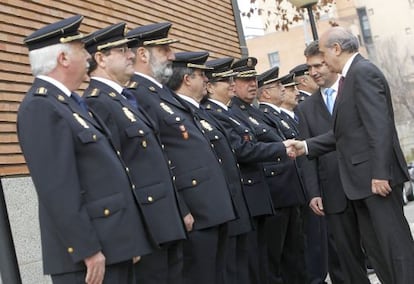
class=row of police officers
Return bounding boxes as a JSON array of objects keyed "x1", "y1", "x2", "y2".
[{"x1": 18, "y1": 15, "x2": 346, "y2": 284}]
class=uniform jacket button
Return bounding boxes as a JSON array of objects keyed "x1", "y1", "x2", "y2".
[{"x1": 104, "y1": 209, "x2": 110, "y2": 216}]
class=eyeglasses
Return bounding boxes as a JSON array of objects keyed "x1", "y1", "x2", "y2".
[{"x1": 112, "y1": 46, "x2": 131, "y2": 54}]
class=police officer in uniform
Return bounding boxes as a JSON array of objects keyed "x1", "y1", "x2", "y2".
[
  {"x1": 166, "y1": 51, "x2": 254, "y2": 284},
  {"x1": 230, "y1": 58, "x2": 307, "y2": 284},
  {"x1": 18, "y1": 15, "x2": 154, "y2": 284},
  {"x1": 82, "y1": 22, "x2": 187, "y2": 284},
  {"x1": 126, "y1": 28, "x2": 236, "y2": 284},
  {"x1": 290, "y1": 63, "x2": 318, "y2": 103},
  {"x1": 203, "y1": 57, "x2": 296, "y2": 284}
]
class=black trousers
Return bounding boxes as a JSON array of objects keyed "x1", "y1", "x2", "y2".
[
  {"x1": 225, "y1": 233, "x2": 249, "y2": 284},
  {"x1": 329, "y1": 184, "x2": 414, "y2": 284},
  {"x1": 266, "y1": 205, "x2": 306, "y2": 284},
  {"x1": 303, "y1": 206, "x2": 328, "y2": 284},
  {"x1": 354, "y1": 184, "x2": 414, "y2": 284},
  {"x1": 134, "y1": 241, "x2": 183, "y2": 284},
  {"x1": 246, "y1": 216, "x2": 269, "y2": 284},
  {"x1": 182, "y1": 224, "x2": 228, "y2": 284},
  {"x1": 327, "y1": 202, "x2": 370, "y2": 284},
  {"x1": 51, "y1": 259, "x2": 134, "y2": 284},
  {"x1": 303, "y1": 206, "x2": 344, "y2": 284}
]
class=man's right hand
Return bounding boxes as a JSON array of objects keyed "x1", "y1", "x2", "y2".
[
  {"x1": 309, "y1": 197, "x2": 325, "y2": 216},
  {"x1": 84, "y1": 251, "x2": 106, "y2": 284},
  {"x1": 283, "y1": 140, "x2": 307, "y2": 158}
]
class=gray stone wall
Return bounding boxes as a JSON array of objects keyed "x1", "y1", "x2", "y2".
[{"x1": 1, "y1": 176, "x2": 51, "y2": 284}]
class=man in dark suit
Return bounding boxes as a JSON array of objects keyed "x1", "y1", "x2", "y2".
[
  {"x1": 82, "y1": 23, "x2": 187, "y2": 284},
  {"x1": 17, "y1": 15, "x2": 155, "y2": 284},
  {"x1": 291, "y1": 27, "x2": 414, "y2": 284},
  {"x1": 126, "y1": 26, "x2": 236, "y2": 284},
  {"x1": 296, "y1": 40, "x2": 355, "y2": 284}
]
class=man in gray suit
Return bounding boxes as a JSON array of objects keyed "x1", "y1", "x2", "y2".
[{"x1": 291, "y1": 27, "x2": 414, "y2": 284}]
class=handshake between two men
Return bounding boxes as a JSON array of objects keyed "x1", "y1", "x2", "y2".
[
  {"x1": 281, "y1": 139, "x2": 392, "y2": 198},
  {"x1": 282, "y1": 140, "x2": 306, "y2": 160}
]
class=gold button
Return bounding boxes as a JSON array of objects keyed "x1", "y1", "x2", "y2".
[
  {"x1": 132, "y1": 184, "x2": 136, "y2": 190},
  {"x1": 147, "y1": 196, "x2": 154, "y2": 202},
  {"x1": 248, "y1": 179, "x2": 252, "y2": 184},
  {"x1": 175, "y1": 117, "x2": 180, "y2": 122},
  {"x1": 116, "y1": 150, "x2": 121, "y2": 156},
  {"x1": 104, "y1": 209, "x2": 110, "y2": 216},
  {"x1": 214, "y1": 135, "x2": 219, "y2": 139},
  {"x1": 141, "y1": 140, "x2": 147, "y2": 148},
  {"x1": 161, "y1": 144, "x2": 165, "y2": 150},
  {"x1": 67, "y1": 247, "x2": 74, "y2": 253},
  {"x1": 271, "y1": 171, "x2": 275, "y2": 176},
  {"x1": 263, "y1": 129, "x2": 267, "y2": 133},
  {"x1": 241, "y1": 178, "x2": 244, "y2": 182},
  {"x1": 277, "y1": 157, "x2": 281, "y2": 162},
  {"x1": 218, "y1": 158, "x2": 222, "y2": 163},
  {"x1": 192, "y1": 179, "x2": 197, "y2": 186},
  {"x1": 172, "y1": 176, "x2": 176, "y2": 181},
  {"x1": 92, "y1": 134, "x2": 97, "y2": 141},
  {"x1": 125, "y1": 167, "x2": 129, "y2": 172},
  {"x1": 236, "y1": 163, "x2": 240, "y2": 168},
  {"x1": 139, "y1": 129, "x2": 144, "y2": 135},
  {"x1": 232, "y1": 149, "x2": 235, "y2": 153},
  {"x1": 211, "y1": 144, "x2": 214, "y2": 148},
  {"x1": 168, "y1": 160, "x2": 172, "y2": 165}
]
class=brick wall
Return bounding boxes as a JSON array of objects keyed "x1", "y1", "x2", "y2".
[{"x1": 0, "y1": 0, "x2": 242, "y2": 176}]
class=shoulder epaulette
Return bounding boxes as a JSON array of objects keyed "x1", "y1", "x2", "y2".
[
  {"x1": 85, "y1": 88, "x2": 100, "y2": 98},
  {"x1": 127, "y1": 81, "x2": 138, "y2": 89},
  {"x1": 34, "y1": 87, "x2": 48, "y2": 96}
]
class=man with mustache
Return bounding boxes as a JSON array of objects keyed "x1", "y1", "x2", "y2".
[{"x1": 126, "y1": 26, "x2": 236, "y2": 284}]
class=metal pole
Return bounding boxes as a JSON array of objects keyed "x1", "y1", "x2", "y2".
[
  {"x1": 0, "y1": 179, "x2": 22, "y2": 284},
  {"x1": 306, "y1": 5, "x2": 319, "y2": 40}
]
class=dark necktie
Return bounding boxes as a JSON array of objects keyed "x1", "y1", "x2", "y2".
[
  {"x1": 122, "y1": 88, "x2": 138, "y2": 109},
  {"x1": 71, "y1": 92, "x2": 88, "y2": 114},
  {"x1": 337, "y1": 76, "x2": 345, "y2": 97}
]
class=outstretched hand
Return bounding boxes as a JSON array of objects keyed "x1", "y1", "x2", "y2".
[{"x1": 283, "y1": 139, "x2": 307, "y2": 159}]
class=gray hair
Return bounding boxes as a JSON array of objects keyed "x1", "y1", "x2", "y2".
[
  {"x1": 323, "y1": 27, "x2": 359, "y2": 53},
  {"x1": 28, "y1": 43, "x2": 72, "y2": 76}
]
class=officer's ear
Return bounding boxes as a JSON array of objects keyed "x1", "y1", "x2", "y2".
[
  {"x1": 135, "y1": 47, "x2": 150, "y2": 63},
  {"x1": 206, "y1": 82, "x2": 214, "y2": 94}
]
